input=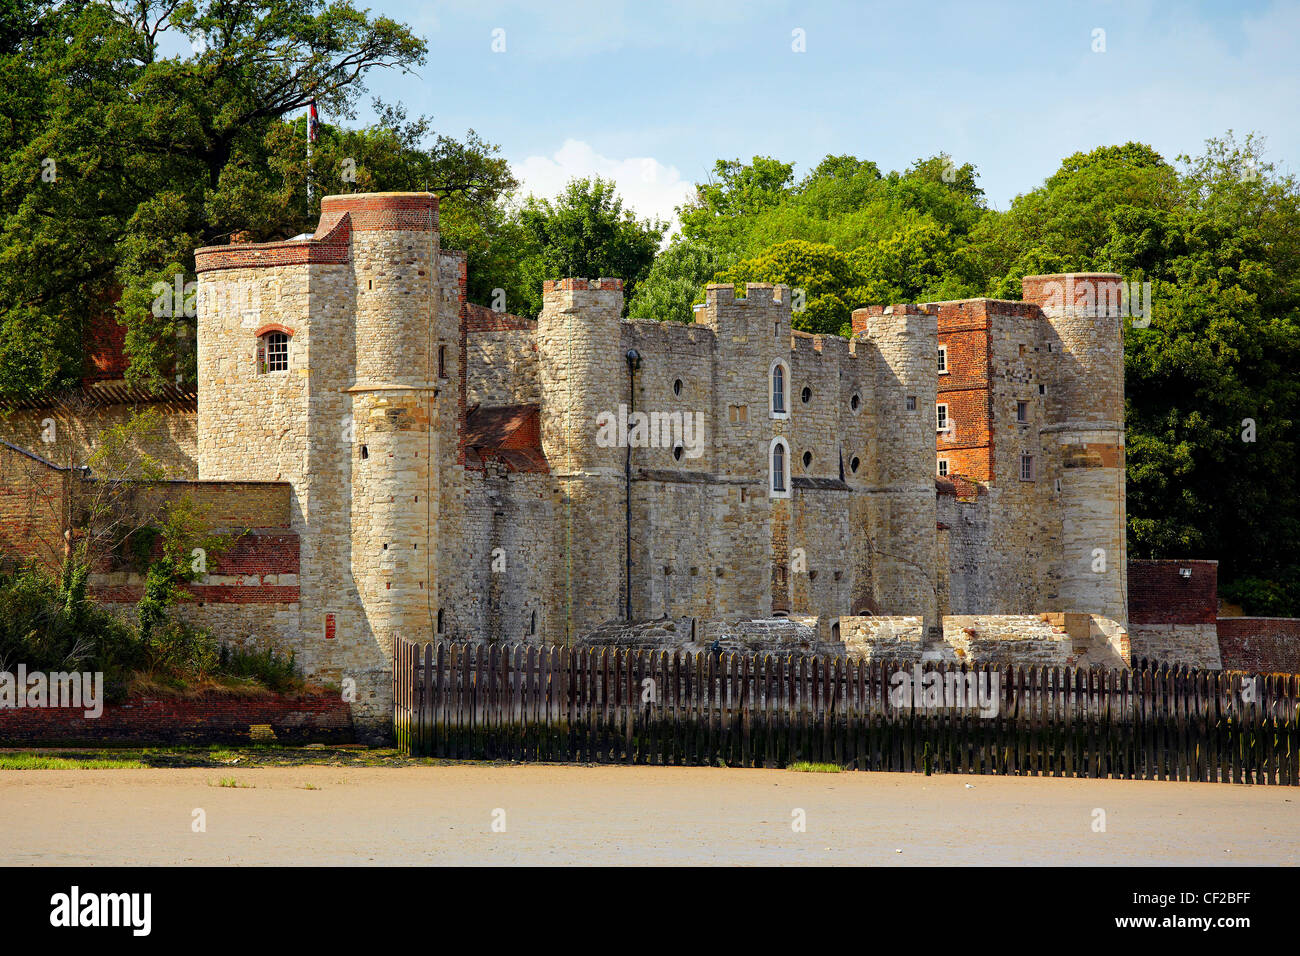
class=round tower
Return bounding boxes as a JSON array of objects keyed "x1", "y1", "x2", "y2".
[
  {"x1": 332, "y1": 193, "x2": 442, "y2": 655},
  {"x1": 1023, "y1": 273, "x2": 1127, "y2": 623},
  {"x1": 536, "y1": 278, "x2": 627, "y2": 637},
  {"x1": 851, "y1": 303, "x2": 940, "y2": 630}
]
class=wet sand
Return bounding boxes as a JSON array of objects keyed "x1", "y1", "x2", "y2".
[{"x1": 1, "y1": 764, "x2": 1295, "y2": 865}]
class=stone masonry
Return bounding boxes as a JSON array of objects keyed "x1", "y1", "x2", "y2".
[{"x1": 0, "y1": 193, "x2": 1149, "y2": 735}]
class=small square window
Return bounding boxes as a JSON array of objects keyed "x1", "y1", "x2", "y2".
[
  {"x1": 1039, "y1": 384, "x2": 1047, "y2": 395},
  {"x1": 905, "y1": 395, "x2": 917, "y2": 411},
  {"x1": 1016, "y1": 400, "x2": 1029, "y2": 423}
]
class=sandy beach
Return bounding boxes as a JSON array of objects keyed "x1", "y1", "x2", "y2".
[{"x1": 1, "y1": 763, "x2": 1296, "y2": 865}]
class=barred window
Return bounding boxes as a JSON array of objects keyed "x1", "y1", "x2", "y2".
[{"x1": 1020, "y1": 453, "x2": 1035, "y2": 481}]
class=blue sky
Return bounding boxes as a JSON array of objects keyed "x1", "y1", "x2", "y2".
[{"x1": 335, "y1": 0, "x2": 1297, "y2": 231}]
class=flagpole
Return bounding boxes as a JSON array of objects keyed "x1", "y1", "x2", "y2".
[{"x1": 306, "y1": 101, "x2": 314, "y2": 211}]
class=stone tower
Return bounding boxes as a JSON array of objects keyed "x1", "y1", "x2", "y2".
[
  {"x1": 195, "y1": 192, "x2": 445, "y2": 731},
  {"x1": 852, "y1": 304, "x2": 940, "y2": 630},
  {"x1": 1023, "y1": 273, "x2": 1128, "y2": 624},
  {"x1": 536, "y1": 278, "x2": 627, "y2": 639},
  {"x1": 338, "y1": 194, "x2": 444, "y2": 665}
]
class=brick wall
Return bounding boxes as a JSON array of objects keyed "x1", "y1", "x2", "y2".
[
  {"x1": 1217, "y1": 618, "x2": 1300, "y2": 674},
  {"x1": 1128, "y1": 559, "x2": 1218, "y2": 623},
  {"x1": 89, "y1": 530, "x2": 300, "y2": 604},
  {"x1": 0, "y1": 692, "x2": 351, "y2": 744},
  {"x1": 0, "y1": 442, "x2": 68, "y2": 569}
]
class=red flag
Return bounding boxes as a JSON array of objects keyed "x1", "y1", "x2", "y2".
[{"x1": 308, "y1": 100, "x2": 319, "y2": 143}]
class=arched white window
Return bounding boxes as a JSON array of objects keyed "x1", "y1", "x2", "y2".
[
  {"x1": 769, "y1": 437, "x2": 791, "y2": 498},
  {"x1": 770, "y1": 360, "x2": 790, "y2": 419}
]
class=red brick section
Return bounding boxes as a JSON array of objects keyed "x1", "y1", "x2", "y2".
[
  {"x1": 934, "y1": 301, "x2": 994, "y2": 482},
  {"x1": 1217, "y1": 618, "x2": 1300, "y2": 674},
  {"x1": 1127, "y1": 559, "x2": 1219, "y2": 624},
  {"x1": 83, "y1": 302, "x2": 128, "y2": 384},
  {"x1": 464, "y1": 302, "x2": 537, "y2": 332},
  {"x1": 463, "y1": 404, "x2": 549, "y2": 474},
  {"x1": 195, "y1": 214, "x2": 351, "y2": 272},
  {"x1": 0, "y1": 443, "x2": 68, "y2": 570},
  {"x1": 90, "y1": 531, "x2": 300, "y2": 605},
  {"x1": 1021, "y1": 273, "x2": 1124, "y2": 312},
  {"x1": 318, "y1": 192, "x2": 438, "y2": 232},
  {"x1": 0, "y1": 692, "x2": 352, "y2": 744}
]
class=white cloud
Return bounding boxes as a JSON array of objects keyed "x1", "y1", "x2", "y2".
[{"x1": 511, "y1": 139, "x2": 696, "y2": 237}]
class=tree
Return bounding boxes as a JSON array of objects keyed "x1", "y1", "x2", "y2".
[
  {"x1": 512, "y1": 177, "x2": 666, "y2": 317},
  {"x1": 627, "y1": 240, "x2": 731, "y2": 324},
  {"x1": 0, "y1": 0, "x2": 430, "y2": 393},
  {"x1": 712, "y1": 240, "x2": 867, "y2": 336}
]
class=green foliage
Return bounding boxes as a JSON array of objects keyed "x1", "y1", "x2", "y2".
[
  {"x1": 217, "y1": 643, "x2": 302, "y2": 695},
  {"x1": 656, "y1": 135, "x2": 1300, "y2": 611},
  {"x1": 0, "y1": 561, "x2": 304, "y2": 698},
  {"x1": 712, "y1": 240, "x2": 866, "y2": 336},
  {"x1": 135, "y1": 494, "x2": 234, "y2": 641},
  {"x1": 627, "y1": 240, "x2": 731, "y2": 324},
  {"x1": 0, "y1": 0, "x2": 451, "y2": 392},
  {"x1": 512, "y1": 177, "x2": 666, "y2": 317}
]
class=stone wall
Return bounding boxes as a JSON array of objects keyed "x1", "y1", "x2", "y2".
[
  {"x1": 838, "y1": 616, "x2": 927, "y2": 661},
  {"x1": 0, "y1": 399, "x2": 197, "y2": 478}
]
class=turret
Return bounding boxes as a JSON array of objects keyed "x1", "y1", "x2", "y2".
[
  {"x1": 536, "y1": 278, "x2": 627, "y2": 637},
  {"x1": 1022, "y1": 273, "x2": 1127, "y2": 624}
]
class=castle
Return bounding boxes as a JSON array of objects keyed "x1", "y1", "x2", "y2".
[{"x1": 0, "y1": 192, "x2": 1145, "y2": 730}]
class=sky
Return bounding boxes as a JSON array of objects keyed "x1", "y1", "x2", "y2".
[{"x1": 327, "y1": 0, "x2": 1298, "y2": 234}]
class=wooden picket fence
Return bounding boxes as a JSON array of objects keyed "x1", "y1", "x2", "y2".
[{"x1": 393, "y1": 639, "x2": 1300, "y2": 785}]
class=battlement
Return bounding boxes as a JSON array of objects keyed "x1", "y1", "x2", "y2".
[
  {"x1": 702, "y1": 282, "x2": 790, "y2": 309},
  {"x1": 849, "y1": 303, "x2": 938, "y2": 339},
  {"x1": 790, "y1": 330, "x2": 860, "y2": 360},
  {"x1": 1021, "y1": 273, "x2": 1125, "y2": 317},
  {"x1": 317, "y1": 191, "x2": 438, "y2": 233},
  {"x1": 542, "y1": 278, "x2": 624, "y2": 293}
]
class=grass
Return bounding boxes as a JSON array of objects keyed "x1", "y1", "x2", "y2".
[
  {"x1": 0, "y1": 753, "x2": 146, "y2": 770},
  {"x1": 788, "y1": 761, "x2": 843, "y2": 773},
  {"x1": 211, "y1": 777, "x2": 253, "y2": 788}
]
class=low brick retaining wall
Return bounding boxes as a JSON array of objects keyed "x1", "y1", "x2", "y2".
[
  {"x1": 1217, "y1": 618, "x2": 1300, "y2": 674},
  {"x1": 0, "y1": 692, "x2": 353, "y2": 745}
]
